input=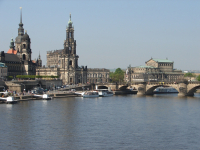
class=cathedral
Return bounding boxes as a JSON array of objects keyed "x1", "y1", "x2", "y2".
[
  {"x1": 37, "y1": 14, "x2": 88, "y2": 84},
  {"x1": 0, "y1": 8, "x2": 41, "y2": 78},
  {"x1": 37, "y1": 14, "x2": 110, "y2": 85}
]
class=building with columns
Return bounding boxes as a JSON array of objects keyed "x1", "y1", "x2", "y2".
[{"x1": 125, "y1": 58, "x2": 184, "y2": 83}]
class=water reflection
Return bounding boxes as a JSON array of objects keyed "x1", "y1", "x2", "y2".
[{"x1": 0, "y1": 94, "x2": 200, "y2": 149}]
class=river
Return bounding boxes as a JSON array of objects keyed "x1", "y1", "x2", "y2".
[{"x1": 1, "y1": 94, "x2": 200, "y2": 150}]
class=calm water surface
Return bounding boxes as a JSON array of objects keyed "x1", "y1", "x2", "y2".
[{"x1": 1, "y1": 94, "x2": 200, "y2": 150}]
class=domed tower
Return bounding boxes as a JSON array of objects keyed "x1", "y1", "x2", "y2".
[
  {"x1": 15, "y1": 7, "x2": 32, "y2": 61},
  {"x1": 21, "y1": 30, "x2": 32, "y2": 61},
  {"x1": 7, "y1": 38, "x2": 17, "y2": 54}
]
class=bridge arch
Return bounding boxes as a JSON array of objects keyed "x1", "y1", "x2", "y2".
[
  {"x1": 145, "y1": 85, "x2": 160, "y2": 95},
  {"x1": 119, "y1": 85, "x2": 128, "y2": 90},
  {"x1": 187, "y1": 85, "x2": 200, "y2": 96},
  {"x1": 97, "y1": 85, "x2": 108, "y2": 89}
]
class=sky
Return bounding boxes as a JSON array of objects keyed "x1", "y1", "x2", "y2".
[{"x1": 0, "y1": 0, "x2": 200, "y2": 70}]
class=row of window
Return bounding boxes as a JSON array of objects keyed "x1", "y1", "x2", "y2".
[
  {"x1": 8, "y1": 66, "x2": 21, "y2": 71},
  {"x1": 131, "y1": 74, "x2": 182, "y2": 79},
  {"x1": 87, "y1": 74, "x2": 109, "y2": 78},
  {"x1": 159, "y1": 63, "x2": 172, "y2": 66},
  {"x1": 87, "y1": 79, "x2": 108, "y2": 83}
]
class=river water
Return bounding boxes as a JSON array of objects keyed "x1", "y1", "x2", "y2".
[{"x1": 1, "y1": 94, "x2": 200, "y2": 150}]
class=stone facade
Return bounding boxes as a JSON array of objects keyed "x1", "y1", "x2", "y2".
[
  {"x1": 87, "y1": 68, "x2": 110, "y2": 83},
  {"x1": 125, "y1": 58, "x2": 184, "y2": 82},
  {"x1": 38, "y1": 14, "x2": 110, "y2": 85},
  {"x1": 0, "y1": 8, "x2": 41, "y2": 78},
  {"x1": 46, "y1": 50, "x2": 62, "y2": 68},
  {"x1": 37, "y1": 14, "x2": 87, "y2": 85}
]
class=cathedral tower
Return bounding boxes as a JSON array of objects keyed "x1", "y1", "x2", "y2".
[
  {"x1": 59, "y1": 14, "x2": 87, "y2": 84},
  {"x1": 62, "y1": 14, "x2": 78, "y2": 69}
]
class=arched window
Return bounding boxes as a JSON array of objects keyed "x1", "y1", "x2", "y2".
[
  {"x1": 23, "y1": 54, "x2": 26, "y2": 60},
  {"x1": 69, "y1": 60, "x2": 72, "y2": 66}
]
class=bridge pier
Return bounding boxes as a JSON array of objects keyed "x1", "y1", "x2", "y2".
[
  {"x1": 137, "y1": 84, "x2": 146, "y2": 96},
  {"x1": 177, "y1": 83, "x2": 187, "y2": 97}
]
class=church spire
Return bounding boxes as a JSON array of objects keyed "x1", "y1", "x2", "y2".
[
  {"x1": 68, "y1": 13, "x2": 73, "y2": 27},
  {"x1": 39, "y1": 51, "x2": 41, "y2": 59},
  {"x1": 18, "y1": 7, "x2": 24, "y2": 36},
  {"x1": 20, "y1": 7, "x2": 22, "y2": 24}
]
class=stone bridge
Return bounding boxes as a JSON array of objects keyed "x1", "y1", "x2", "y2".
[
  {"x1": 95, "y1": 82, "x2": 200, "y2": 97},
  {"x1": 95, "y1": 83, "x2": 128, "y2": 90},
  {"x1": 132, "y1": 81, "x2": 200, "y2": 96}
]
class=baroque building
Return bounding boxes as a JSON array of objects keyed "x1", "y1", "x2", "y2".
[
  {"x1": 37, "y1": 14, "x2": 88, "y2": 85},
  {"x1": 125, "y1": 58, "x2": 184, "y2": 82},
  {"x1": 87, "y1": 68, "x2": 110, "y2": 83},
  {"x1": 0, "y1": 8, "x2": 40, "y2": 77},
  {"x1": 38, "y1": 14, "x2": 110, "y2": 85}
]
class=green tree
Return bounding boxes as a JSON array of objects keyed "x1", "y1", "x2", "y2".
[
  {"x1": 184, "y1": 72, "x2": 196, "y2": 77},
  {"x1": 197, "y1": 75, "x2": 200, "y2": 81},
  {"x1": 109, "y1": 68, "x2": 124, "y2": 83}
]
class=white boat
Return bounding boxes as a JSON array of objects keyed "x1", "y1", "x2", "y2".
[
  {"x1": 74, "y1": 92, "x2": 85, "y2": 96},
  {"x1": 42, "y1": 94, "x2": 52, "y2": 100},
  {"x1": 83, "y1": 91, "x2": 99, "y2": 98},
  {"x1": 0, "y1": 92, "x2": 18, "y2": 104},
  {"x1": 33, "y1": 94, "x2": 52, "y2": 100},
  {"x1": 96, "y1": 89, "x2": 113, "y2": 97},
  {"x1": 0, "y1": 96, "x2": 18, "y2": 104},
  {"x1": 154, "y1": 87, "x2": 178, "y2": 94}
]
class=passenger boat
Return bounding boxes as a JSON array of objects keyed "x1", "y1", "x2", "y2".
[
  {"x1": 83, "y1": 91, "x2": 99, "y2": 98},
  {"x1": 154, "y1": 87, "x2": 178, "y2": 94},
  {"x1": 96, "y1": 89, "x2": 113, "y2": 97}
]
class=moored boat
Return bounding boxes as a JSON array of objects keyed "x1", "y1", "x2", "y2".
[
  {"x1": 42, "y1": 94, "x2": 52, "y2": 100},
  {"x1": 154, "y1": 87, "x2": 178, "y2": 94},
  {"x1": 96, "y1": 89, "x2": 113, "y2": 97},
  {"x1": 83, "y1": 91, "x2": 99, "y2": 98}
]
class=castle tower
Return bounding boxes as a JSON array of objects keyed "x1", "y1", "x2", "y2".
[{"x1": 15, "y1": 7, "x2": 32, "y2": 62}]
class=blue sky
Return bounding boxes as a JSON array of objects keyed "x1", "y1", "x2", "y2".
[{"x1": 0, "y1": 0, "x2": 200, "y2": 70}]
